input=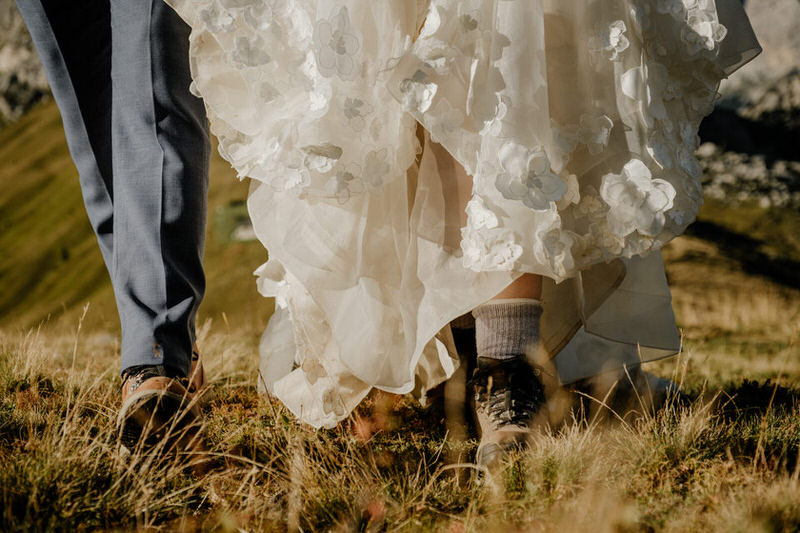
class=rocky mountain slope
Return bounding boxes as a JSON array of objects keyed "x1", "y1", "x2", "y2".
[{"x1": 0, "y1": 0, "x2": 49, "y2": 126}]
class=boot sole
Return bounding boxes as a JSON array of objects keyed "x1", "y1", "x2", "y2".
[
  {"x1": 117, "y1": 389, "x2": 203, "y2": 453},
  {"x1": 476, "y1": 440, "x2": 527, "y2": 469}
]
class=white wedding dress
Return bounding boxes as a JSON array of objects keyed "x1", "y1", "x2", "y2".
[{"x1": 166, "y1": 0, "x2": 760, "y2": 427}]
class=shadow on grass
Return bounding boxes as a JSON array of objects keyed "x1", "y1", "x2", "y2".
[
  {"x1": 685, "y1": 220, "x2": 800, "y2": 288},
  {"x1": 704, "y1": 379, "x2": 800, "y2": 474},
  {"x1": 712, "y1": 379, "x2": 800, "y2": 419}
]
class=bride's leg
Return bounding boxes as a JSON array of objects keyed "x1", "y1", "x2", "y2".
[
  {"x1": 492, "y1": 274, "x2": 542, "y2": 300},
  {"x1": 428, "y1": 137, "x2": 543, "y2": 300},
  {"x1": 427, "y1": 137, "x2": 472, "y2": 227},
  {"x1": 428, "y1": 139, "x2": 547, "y2": 468}
]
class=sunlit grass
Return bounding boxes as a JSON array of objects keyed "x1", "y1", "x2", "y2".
[{"x1": 1, "y1": 309, "x2": 798, "y2": 532}]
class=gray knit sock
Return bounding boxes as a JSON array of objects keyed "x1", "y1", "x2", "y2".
[{"x1": 472, "y1": 298, "x2": 543, "y2": 361}]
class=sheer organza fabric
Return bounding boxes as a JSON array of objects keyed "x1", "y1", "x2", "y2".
[{"x1": 167, "y1": 0, "x2": 760, "y2": 427}]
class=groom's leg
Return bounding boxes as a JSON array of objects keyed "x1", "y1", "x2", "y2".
[
  {"x1": 110, "y1": 0, "x2": 210, "y2": 377},
  {"x1": 18, "y1": 0, "x2": 209, "y2": 377}
]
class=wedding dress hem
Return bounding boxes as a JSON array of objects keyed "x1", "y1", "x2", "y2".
[{"x1": 167, "y1": 0, "x2": 760, "y2": 428}]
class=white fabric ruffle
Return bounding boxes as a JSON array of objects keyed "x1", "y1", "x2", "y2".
[{"x1": 167, "y1": 0, "x2": 760, "y2": 428}]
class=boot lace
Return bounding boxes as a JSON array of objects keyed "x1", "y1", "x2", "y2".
[{"x1": 470, "y1": 358, "x2": 546, "y2": 429}]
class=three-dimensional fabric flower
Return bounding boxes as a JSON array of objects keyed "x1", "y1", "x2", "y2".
[
  {"x1": 600, "y1": 159, "x2": 676, "y2": 237},
  {"x1": 588, "y1": 20, "x2": 630, "y2": 61},
  {"x1": 495, "y1": 143, "x2": 566, "y2": 211},
  {"x1": 313, "y1": 7, "x2": 361, "y2": 81},
  {"x1": 578, "y1": 114, "x2": 614, "y2": 154},
  {"x1": 327, "y1": 162, "x2": 364, "y2": 203}
]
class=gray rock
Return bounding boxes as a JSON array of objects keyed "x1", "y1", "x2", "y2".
[
  {"x1": 0, "y1": 0, "x2": 50, "y2": 126},
  {"x1": 719, "y1": 0, "x2": 800, "y2": 107},
  {"x1": 698, "y1": 141, "x2": 800, "y2": 209}
]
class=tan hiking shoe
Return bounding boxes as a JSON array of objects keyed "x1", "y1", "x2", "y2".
[
  {"x1": 117, "y1": 350, "x2": 206, "y2": 452},
  {"x1": 471, "y1": 358, "x2": 546, "y2": 468}
]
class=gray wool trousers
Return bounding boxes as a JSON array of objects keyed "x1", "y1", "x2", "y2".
[{"x1": 16, "y1": 0, "x2": 210, "y2": 377}]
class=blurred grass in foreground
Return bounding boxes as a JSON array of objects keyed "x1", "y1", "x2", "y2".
[{"x1": 0, "y1": 315, "x2": 798, "y2": 532}]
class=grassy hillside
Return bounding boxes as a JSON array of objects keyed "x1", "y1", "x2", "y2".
[{"x1": 0, "y1": 101, "x2": 272, "y2": 336}]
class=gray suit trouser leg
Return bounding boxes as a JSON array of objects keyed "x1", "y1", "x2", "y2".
[{"x1": 16, "y1": 0, "x2": 210, "y2": 377}]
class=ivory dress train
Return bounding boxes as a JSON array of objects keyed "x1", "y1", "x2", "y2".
[{"x1": 167, "y1": 0, "x2": 760, "y2": 427}]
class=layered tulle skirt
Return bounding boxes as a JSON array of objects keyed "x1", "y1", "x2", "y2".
[{"x1": 167, "y1": 0, "x2": 760, "y2": 427}]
